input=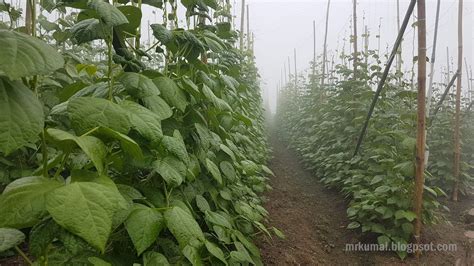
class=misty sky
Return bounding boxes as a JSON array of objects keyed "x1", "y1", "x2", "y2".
[{"x1": 233, "y1": 0, "x2": 473, "y2": 113}]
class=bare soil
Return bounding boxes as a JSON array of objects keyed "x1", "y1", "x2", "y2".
[{"x1": 257, "y1": 134, "x2": 473, "y2": 265}]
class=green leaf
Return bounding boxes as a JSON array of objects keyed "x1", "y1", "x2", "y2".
[
  {"x1": 162, "y1": 130, "x2": 189, "y2": 164},
  {"x1": 68, "y1": 97, "x2": 131, "y2": 135},
  {"x1": 142, "y1": 95, "x2": 173, "y2": 120},
  {"x1": 0, "y1": 30, "x2": 64, "y2": 79},
  {"x1": 46, "y1": 181, "x2": 128, "y2": 252},
  {"x1": 219, "y1": 161, "x2": 236, "y2": 181},
  {"x1": 0, "y1": 228, "x2": 25, "y2": 252},
  {"x1": 116, "y1": 6, "x2": 142, "y2": 35},
  {"x1": 153, "y1": 156, "x2": 186, "y2": 187},
  {"x1": 143, "y1": 251, "x2": 169, "y2": 266},
  {"x1": 150, "y1": 24, "x2": 173, "y2": 44},
  {"x1": 374, "y1": 185, "x2": 390, "y2": 193},
  {"x1": 125, "y1": 204, "x2": 164, "y2": 255},
  {"x1": 202, "y1": 84, "x2": 231, "y2": 111},
  {"x1": 47, "y1": 128, "x2": 107, "y2": 174},
  {"x1": 206, "y1": 159, "x2": 222, "y2": 185},
  {"x1": 195, "y1": 195, "x2": 210, "y2": 212},
  {"x1": 370, "y1": 175, "x2": 384, "y2": 185},
  {"x1": 164, "y1": 206, "x2": 204, "y2": 248},
  {"x1": 394, "y1": 210, "x2": 417, "y2": 221},
  {"x1": 0, "y1": 78, "x2": 44, "y2": 155},
  {"x1": 205, "y1": 240, "x2": 227, "y2": 265},
  {"x1": 205, "y1": 211, "x2": 232, "y2": 229},
  {"x1": 95, "y1": 127, "x2": 143, "y2": 160},
  {"x1": 272, "y1": 227, "x2": 285, "y2": 239},
  {"x1": 88, "y1": 257, "x2": 112, "y2": 266},
  {"x1": 87, "y1": 0, "x2": 128, "y2": 26},
  {"x1": 120, "y1": 101, "x2": 163, "y2": 144},
  {"x1": 118, "y1": 72, "x2": 160, "y2": 98},
  {"x1": 153, "y1": 77, "x2": 188, "y2": 112},
  {"x1": 347, "y1": 221, "x2": 360, "y2": 229},
  {"x1": 70, "y1": 18, "x2": 106, "y2": 44},
  {"x1": 0, "y1": 176, "x2": 63, "y2": 228},
  {"x1": 183, "y1": 244, "x2": 203, "y2": 266}
]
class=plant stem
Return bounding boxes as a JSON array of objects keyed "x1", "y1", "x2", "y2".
[
  {"x1": 107, "y1": 32, "x2": 114, "y2": 101},
  {"x1": 15, "y1": 246, "x2": 33, "y2": 266}
]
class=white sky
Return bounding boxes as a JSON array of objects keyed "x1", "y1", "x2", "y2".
[{"x1": 234, "y1": 0, "x2": 474, "y2": 113}]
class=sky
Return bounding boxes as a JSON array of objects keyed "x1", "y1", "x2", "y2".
[{"x1": 233, "y1": 0, "x2": 474, "y2": 113}]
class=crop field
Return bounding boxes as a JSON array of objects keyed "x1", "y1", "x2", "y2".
[{"x1": 0, "y1": 0, "x2": 472, "y2": 265}]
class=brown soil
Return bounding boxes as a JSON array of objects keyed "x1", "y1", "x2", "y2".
[{"x1": 257, "y1": 135, "x2": 473, "y2": 265}]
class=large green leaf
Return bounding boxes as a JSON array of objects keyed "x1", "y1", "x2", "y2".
[
  {"x1": 120, "y1": 101, "x2": 163, "y2": 144},
  {"x1": 205, "y1": 240, "x2": 227, "y2": 265},
  {"x1": 202, "y1": 84, "x2": 231, "y2": 111},
  {"x1": 150, "y1": 24, "x2": 172, "y2": 44},
  {"x1": 0, "y1": 30, "x2": 64, "y2": 79},
  {"x1": 87, "y1": 0, "x2": 128, "y2": 26},
  {"x1": 164, "y1": 206, "x2": 204, "y2": 248},
  {"x1": 95, "y1": 127, "x2": 143, "y2": 160},
  {"x1": 70, "y1": 18, "x2": 106, "y2": 44},
  {"x1": 46, "y1": 181, "x2": 127, "y2": 252},
  {"x1": 46, "y1": 128, "x2": 107, "y2": 174},
  {"x1": 124, "y1": 204, "x2": 164, "y2": 255},
  {"x1": 116, "y1": 6, "x2": 142, "y2": 36},
  {"x1": 143, "y1": 251, "x2": 169, "y2": 266},
  {"x1": 68, "y1": 97, "x2": 131, "y2": 135},
  {"x1": 0, "y1": 228, "x2": 25, "y2": 252},
  {"x1": 118, "y1": 72, "x2": 160, "y2": 98},
  {"x1": 161, "y1": 130, "x2": 189, "y2": 164},
  {"x1": 153, "y1": 77, "x2": 188, "y2": 112},
  {"x1": 0, "y1": 176, "x2": 63, "y2": 228},
  {"x1": 153, "y1": 156, "x2": 185, "y2": 187},
  {"x1": 0, "y1": 78, "x2": 44, "y2": 155},
  {"x1": 142, "y1": 95, "x2": 173, "y2": 120},
  {"x1": 206, "y1": 159, "x2": 222, "y2": 185}
]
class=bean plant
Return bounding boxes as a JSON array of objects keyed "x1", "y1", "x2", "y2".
[
  {"x1": 276, "y1": 51, "x2": 472, "y2": 259},
  {"x1": 0, "y1": 0, "x2": 275, "y2": 265}
]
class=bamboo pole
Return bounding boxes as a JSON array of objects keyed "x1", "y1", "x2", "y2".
[
  {"x1": 465, "y1": 58, "x2": 471, "y2": 99},
  {"x1": 288, "y1": 56, "x2": 291, "y2": 82},
  {"x1": 447, "y1": 47, "x2": 451, "y2": 83},
  {"x1": 246, "y1": 4, "x2": 250, "y2": 50},
  {"x1": 396, "y1": 0, "x2": 402, "y2": 75},
  {"x1": 313, "y1": 20, "x2": 316, "y2": 78},
  {"x1": 413, "y1": 0, "x2": 427, "y2": 254},
  {"x1": 452, "y1": 0, "x2": 463, "y2": 202},
  {"x1": 284, "y1": 63, "x2": 288, "y2": 84},
  {"x1": 294, "y1": 48, "x2": 297, "y2": 88},
  {"x1": 239, "y1": 0, "x2": 245, "y2": 51},
  {"x1": 431, "y1": 73, "x2": 458, "y2": 118},
  {"x1": 426, "y1": 0, "x2": 441, "y2": 115},
  {"x1": 364, "y1": 26, "x2": 368, "y2": 66},
  {"x1": 352, "y1": 0, "x2": 358, "y2": 76},
  {"x1": 321, "y1": 0, "x2": 331, "y2": 86},
  {"x1": 353, "y1": 0, "x2": 416, "y2": 156}
]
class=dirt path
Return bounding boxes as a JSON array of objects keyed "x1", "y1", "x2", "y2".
[{"x1": 257, "y1": 134, "x2": 473, "y2": 265}]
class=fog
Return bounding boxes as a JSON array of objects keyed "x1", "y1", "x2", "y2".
[{"x1": 233, "y1": 0, "x2": 473, "y2": 113}]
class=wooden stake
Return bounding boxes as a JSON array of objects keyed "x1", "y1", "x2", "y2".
[
  {"x1": 294, "y1": 48, "x2": 297, "y2": 88},
  {"x1": 396, "y1": 0, "x2": 402, "y2": 75},
  {"x1": 447, "y1": 47, "x2": 451, "y2": 83},
  {"x1": 239, "y1": 0, "x2": 245, "y2": 51},
  {"x1": 246, "y1": 4, "x2": 250, "y2": 50},
  {"x1": 426, "y1": 0, "x2": 441, "y2": 115},
  {"x1": 364, "y1": 25, "x2": 368, "y2": 66},
  {"x1": 321, "y1": 0, "x2": 331, "y2": 86},
  {"x1": 414, "y1": 0, "x2": 427, "y2": 256},
  {"x1": 313, "y1": 20, "x2": 316, "y2": 77},
  {"x1": 288, "y1": 56, "x2": 291, "y2": 81},
  {"x1": 352, "y1": 0, "x2": 358, "y2": 76},
  {"x1": 452, "y1": 0, "x2": 463, "y2": 202}
]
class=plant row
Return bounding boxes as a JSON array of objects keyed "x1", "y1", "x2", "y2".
[{"x1": 0, "y1": 0, "x2": 275, "y2": 265}]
